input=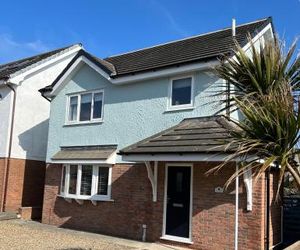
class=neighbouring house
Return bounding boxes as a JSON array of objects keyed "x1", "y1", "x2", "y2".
[
  {"x1": 0, "y1": 44, "x2": 81, "y2": 218},
  {"x1": 40, "y1": 17, "x2": 282, "y2": 249}
]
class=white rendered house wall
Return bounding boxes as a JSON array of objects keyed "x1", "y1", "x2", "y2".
[
  {"x1": 0, "y1": 86, "x2": 13, "y2": 158},
  {"x1": 10, "y1": 53, "x2": 78, "y2": 161}
]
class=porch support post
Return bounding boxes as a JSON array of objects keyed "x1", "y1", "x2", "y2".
[
  {"x1": 145, "y1": 161, "x2": 158, "y2": 202},
  {"x1": 243, "y1": 168, "x2": 253, "y2": 211}
]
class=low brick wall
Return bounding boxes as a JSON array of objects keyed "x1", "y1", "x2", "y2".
[
  {"x1": 42, "y1": 162, "x2": 281, "y2": 250},
  {"x1": 19, "y1": 206, "x2": 43, "y2": 220}
]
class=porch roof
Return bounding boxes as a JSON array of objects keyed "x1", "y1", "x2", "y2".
[
  {"x1": 52, "y1": 145, "x2": 117, "y2": 161},
  {"x1": 119, "y1": 116, "x2": 237, "y2": 156}
]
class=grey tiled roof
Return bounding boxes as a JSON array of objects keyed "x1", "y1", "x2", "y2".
[
  {"x1": 52, "y1": 145, "x2": 117, "y2": 160},
  {"x1": 104, "y1": 17, "x2": 272, "y2": 77},
  {"x1": 119, "y1": 116, "x2": 236, "y2": 155},
  {"x1": 40, "y1": 17, "x2": 272, "y2": 94},
  {"x1": 0, "y1": 44, "x2": 81, "y2": 80}
]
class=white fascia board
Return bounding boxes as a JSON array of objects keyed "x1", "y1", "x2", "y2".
[
  {"x1": 241, "y1": 23, "x2": 273, "y2": 52},
  {"x1": 8, "y1": 45, "x2": 82, "y2": 85},
  {"x1": 121, "y1": 153, "x2": 236, "y2": 162},
  {"x1": 110, "y1": 60, "x2": 219, "y2": 85},
  {"x1": 49, "y1": 159, "x2": 113, "y2": 164},
  {"x1": 50, "y1": 56, "x2": 112, "y2": 96}
]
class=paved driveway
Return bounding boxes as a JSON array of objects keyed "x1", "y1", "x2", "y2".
[{"x1": 0, "y1": 220, "x2": 182, "y2": 250}]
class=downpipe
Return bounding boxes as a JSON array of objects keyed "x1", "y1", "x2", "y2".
[
  {"x1": 265, "y1": 169, "x2": 270, "y2": 250},
  {"x1": 235, "y1": 162, "x2": 239, "y2": 250}
]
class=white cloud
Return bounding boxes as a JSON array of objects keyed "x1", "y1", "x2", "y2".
[
  {"x1": 0, "y1": 33, "x2": 50, "y2": 64},
  {"x1": 148, "y1": 0, "x2": 188, "y2": 37}
]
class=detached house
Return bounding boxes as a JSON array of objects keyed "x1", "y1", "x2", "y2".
[
  {"x1": 0, "y1": 44, "x2": 81, "y2": 218},
  {"x1": 40, "y1": 18, "x2": 281, "y2": 249}
]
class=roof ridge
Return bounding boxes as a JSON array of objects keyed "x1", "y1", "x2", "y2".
[
  {"x1": 105, "y1": 17, "x2": 270, "y2": 59},
  {"x1": 0, "y1": 43, "x2": 83, "y2": 81},
  {"x1": 0, "y1": 43, "x2": 82, "y2": 68}
]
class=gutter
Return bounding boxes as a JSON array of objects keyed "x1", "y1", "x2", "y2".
[{"x1": 0, "y1": 81, "x2": 16, "y2": 212}]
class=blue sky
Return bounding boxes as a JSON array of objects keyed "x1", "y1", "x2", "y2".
[{"x1": 0, "y1": 0, "x2": 299, "y2": 64}]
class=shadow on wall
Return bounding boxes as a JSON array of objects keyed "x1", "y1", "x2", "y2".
[
  {"x1": 21, "y1": 159, "x2": 46, "y2": 208},
  {"x1": 18, "y1": 118, "x2": 49, "y2": 161},
  {"x1": 43, "y1": 163, "x2": 249, "y2": 244},
  {"x1": 42, "y1": 164, "x2": 155, "y2": 241}
]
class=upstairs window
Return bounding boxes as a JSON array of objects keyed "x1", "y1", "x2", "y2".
[
  {"x1": 169, "y1": 76, "x2": 194, "y2": 110},
  {"x1": 60, "y1": 164, "x2": 112, "y2": 200},
  {"x1": 67, "y1": 90, "x2": 104, "y2": 123}
]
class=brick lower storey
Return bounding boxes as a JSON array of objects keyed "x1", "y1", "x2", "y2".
[
  {"x1": 0, "y1": 158, "x2": 46, "y2": 213},
  {"x1": 42, "y1": 162, "x2": 282, "y2": 250}
]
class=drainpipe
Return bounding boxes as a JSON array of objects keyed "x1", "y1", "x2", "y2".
[
  {"x1": 0, "y1": 82, "x2": 17, "y2": 212},
  {"x1": 227, "y1": 18, "x2": 236, "y2": 118},
  {"x1": 234, "y1": 162, "x2": 239, "y2": 250},
  {"x1": 265, "y1": 169, "x2": 270, "y2": 250}
]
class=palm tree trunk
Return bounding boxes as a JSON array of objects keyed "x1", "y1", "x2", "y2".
[{"x1": 286, "y1": 162, "x2": 300, "y2": 189}]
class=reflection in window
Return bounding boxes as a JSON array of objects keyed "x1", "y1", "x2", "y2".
[
  {"x1": 93, "y1": 92, "x2": 103, "y2": 119},
  {"x1": 171, "y1": 77, "x2": 192, "y2": 107},
  {"x1": 61, "y1": 164, "x2": 111, "y2": 200},
  {"x1": 80, "y1": 93, "x2": 92, "y2": 121},
  {"x1": 80, "y1": 165, "x2": 93, "y2": 195},
  {"x1": 67, "y1": 91, "x2": 103, "y2": 123},
  {"x1": 61, "y1": 166, "x2": 66, "y2": 194},
  {"x1": 69, "y1": 165, "x2": 78, "y2": 194},
  {"x1": 98, "y1": 167, "x2": 109, "y2": 195},
  {"x1": 69, "y1": 96, "x2": 78, "y2": 121}
]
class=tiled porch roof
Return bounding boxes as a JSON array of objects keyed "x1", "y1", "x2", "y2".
[
  {"x1": 52, "y1": 145, "x2": 117, "y2": 161},
  {"x1": 119, "y1": 116, "x2": 237, "y2": 155}
]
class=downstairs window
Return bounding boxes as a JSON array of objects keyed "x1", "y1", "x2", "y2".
[{"x1": 60, "y1": 164, "x2": 111, "y2": 200}]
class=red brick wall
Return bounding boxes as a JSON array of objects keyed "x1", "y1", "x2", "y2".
[
  {"x1": 42, "y1": 162, "x2": 281, "y2": 249},
  {"x1": 0, "y1": 158, "x2": 6, "y2": 209},
  {"x1": 0, "y1": 158, "x2": 46, "y2": 212},
  {"x1": 42, "y1": 163, "x2": 155, "y2": 240}
]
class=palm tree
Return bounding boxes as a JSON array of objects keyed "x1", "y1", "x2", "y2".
[{"x1": 212, "y1": 37, "x2": 300, "y2": 195}]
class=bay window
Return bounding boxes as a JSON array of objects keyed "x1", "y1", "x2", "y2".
[
  {"x1": 60, "y1": 164, "x2": 112, "y2": 200},
  {"x1": 67, "y1": 90, "x2": 104, "y2": 123}
]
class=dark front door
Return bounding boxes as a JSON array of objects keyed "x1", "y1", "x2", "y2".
[{"x1": 165, "y1": 166, "x2": 191, "y2": 238}]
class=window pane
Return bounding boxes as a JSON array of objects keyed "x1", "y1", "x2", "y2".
[
  {"x1": 80, "y1": 93, "x2": 92, "y2": 121},
  {"x1": 80, "y1": 165, "x2": 93, "y2": 196},
  {"x1": 69, "y1": 96, "x2": 78, "y2": 121},
  {"x1": 171, "y1": 78, "x2": 192, "y2": 106},
  {"x1": 69, "y1": 165, "x2": 78, "y2": 194},
  {"x1": 61, "y1": 166, "x2": 66, "y2": 194},
  {"x1": 97, "y1": 167, "x2": 109, "y2": 195},
  {"x1": 93, "y1": 92, "x2": 103, "y2": 119}
]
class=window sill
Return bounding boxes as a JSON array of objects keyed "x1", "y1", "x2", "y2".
[
  {"x1": 63, "y1": 120, "x2": 103, "y2": 127},
  {"x1": 160, "y1": 235, "x2": 193, "y2": 244},
  {"x1": 165, "y1": 106, "x2": 195, "y2": 113},
  {"x1": 57, "y1": 194, "x2": 114, "y2": 202}
]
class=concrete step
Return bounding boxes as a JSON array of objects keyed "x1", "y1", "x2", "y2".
[{"x1": 0, "y1": 212, "x2": 19, "y2": 221}]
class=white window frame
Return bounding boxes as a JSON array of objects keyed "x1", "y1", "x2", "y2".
[
  {"x1": 168, "y1": 75, "x2": 194, "y2": 111},
  {"x1": 60, "y1": 164, "x2": 112, "y2": 201},
  {"x1": 65, "y1": 89, "x2": 104, "y2": 125}
]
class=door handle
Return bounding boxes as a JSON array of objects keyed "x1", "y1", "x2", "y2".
[{"x1": 173, "y1": 203, "x2": 183, "y2": 208}]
